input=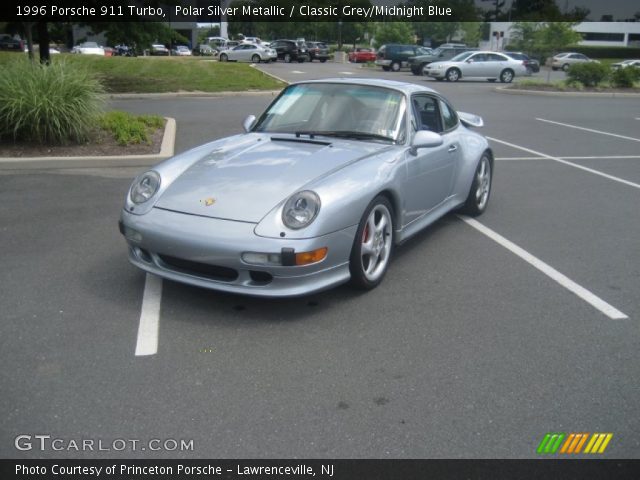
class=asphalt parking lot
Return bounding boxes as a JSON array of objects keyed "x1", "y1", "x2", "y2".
[{"x1": 1, "y1": 60, "x2": 639, "y2": 459}]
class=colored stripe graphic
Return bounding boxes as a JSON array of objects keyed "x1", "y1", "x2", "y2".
[
  {"x1": 537, "y1": 433, "x2": 565, "y2": 454},
  {"x1": 538, "y1": 433, "x2": 613, "y2": 454},
  {"x1": 584, "y1": 433, "x2": 613, "y2": 454}
]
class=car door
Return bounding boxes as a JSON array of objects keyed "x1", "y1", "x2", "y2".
[
  {"x1": 403, "y1": 95, "x2": 460, "y2": 225},
  {"x1": 462, "y1": 53, "x2": 487, "y2": 77}
]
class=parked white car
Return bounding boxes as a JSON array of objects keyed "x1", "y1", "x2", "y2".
[
  {"x1": 172, "y1": 45, "x2": 192, "y2": 56},
  {"x1": 71, "y1": 42, "x2": 105, "y2": 56},
  {"x1": 425, "y1": 51, "x2": 527, "y2": 83},
  {"x1": 219, "y1": 44, "x2": 276, "y2": 63}
]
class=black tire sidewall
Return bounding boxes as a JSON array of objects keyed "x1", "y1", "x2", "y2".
[{"x1": 349, "y1": 196, "x2": 395, "y2": 290}]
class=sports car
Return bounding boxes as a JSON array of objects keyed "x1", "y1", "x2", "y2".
[{"x1": 120, "y1": 79, "x2": 493, "y2": 297}]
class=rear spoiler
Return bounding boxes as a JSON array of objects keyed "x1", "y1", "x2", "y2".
[{"x1": 457, "y1": 111, "x2": 484, "y2": 128}]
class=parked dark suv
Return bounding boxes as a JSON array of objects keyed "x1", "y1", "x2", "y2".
[
  {"x1": 271, "y1": 39, "x2": 309, "y2": 63},
  {"x1": 375, "y1": 44, "x2": 432, "y2": 72},
  {"x1": 408, "y1": 45, "x2": 476, "y2": 75},
  {"x1": 306, "y1": 42, "x2": 329, "y2": 63},
  {"x1": 0, "y1": 34, "x2": 24, "y2": 52}
]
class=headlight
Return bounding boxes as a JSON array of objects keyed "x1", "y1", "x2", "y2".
[
  {"x1": 130, "y1": 171, "x2": 161, "y2": 204},
  {"x1": 282, "y1": 190, "x2": 320, "y2": 230}
]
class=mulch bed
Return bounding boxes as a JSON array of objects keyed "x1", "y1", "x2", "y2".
[
  {"x1": 507, "y1": 84, "x2": 640, "y2": 94},
  {"x1": 0, "y1": 125, "x2": 164, "y2": 157}
]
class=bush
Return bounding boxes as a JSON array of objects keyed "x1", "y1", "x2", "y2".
[
  {"x1": 0, "y1": 59, "x2": 105, "y2": 144},
  {"x1": 610, "y1": 67, "x2": 640, "y2": 88},
  {"x1": 99, "y1": 111, "x2": 164, "y2": 145},
  {"x1": 566, "y1": 62, "x2": 610, "y2": 87}
]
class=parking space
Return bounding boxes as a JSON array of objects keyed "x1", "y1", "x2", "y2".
[{"x1": 2, "y1": 60, "x2": 640, "y2": 458}]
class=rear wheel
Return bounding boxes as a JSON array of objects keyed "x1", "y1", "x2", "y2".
[
  {"x1": 446, "y1": 68, "x2": 460, "y2": 82},
  {"x1": 391, "y1": 61, "x2": 401, "y2": 72},
  {"x1": 284, "y1": 53, "x2": 291, "y2": 63},
  {"x1": 350, "y1": 196, "x2": 394, "y2": 290},
  {"x1": 500, "y1": 68, "x2": 514, "y2": 83},
  {"x1": 460, "y1": 154, "x2": 492, "y2": 216}
]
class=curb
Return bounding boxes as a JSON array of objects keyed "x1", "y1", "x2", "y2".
[
  {"x1": 109, "y1": 90, "x2": 282, "y2": 100},
  {"x1": 496, "y1": 86, "x2": 640, "y2": 98},
  {"x1": 0, "y1": 117, "x2": 176, "y2": 170}
]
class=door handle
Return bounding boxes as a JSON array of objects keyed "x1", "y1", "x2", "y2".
[{"x1": 448, "y1": 145, "x2": 458, "y2": 153}]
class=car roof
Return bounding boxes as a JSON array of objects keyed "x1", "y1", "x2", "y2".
[{"x1": 292, "y1": 77, "x2": 439, "y2": 96}]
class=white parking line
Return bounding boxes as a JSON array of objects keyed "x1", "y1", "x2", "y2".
[
  {"x1": 337, "y1": 71, "x2": 354, "y2": 75},
  {"x1": 135, "y1": 273, "x2": 163, "y2": 356},
  {"x1": 488, "y1": 136, "x2": 640, "y2": 190},
  {"x1": 458, "y1": 216, "x2": 628, "y2": 320},
  {"x1": 290, "y1": 70, "x2": 305, "y2": 74},
  {"x1": 496, "y1": 155, "x2": 640, "y2": 161},
  {"x1": 536, "y1": 118, "x2": 640, "y2": 143}
]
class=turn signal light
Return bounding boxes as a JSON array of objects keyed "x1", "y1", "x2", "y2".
[{"x1": 295, "y1": 247, "x2": 328, "y2": 266}]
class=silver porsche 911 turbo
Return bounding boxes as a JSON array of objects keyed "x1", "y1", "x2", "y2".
[{"x1": 119, "y1": 78, "x2": 493, "y2": 297}]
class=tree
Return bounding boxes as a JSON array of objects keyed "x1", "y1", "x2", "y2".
[
  {"x1": 509, "y1": 22, "x2": 582, "y2": 63},
  {"x1": 372, "y1": 22, "x2": 415, "y2": 48},
  {"x1": 459, "y1": 22, "x2": 482, "y2": 46}
]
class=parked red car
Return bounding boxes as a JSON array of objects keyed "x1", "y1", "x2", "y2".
[{"x1": 348, "y1": 47, "x2": 376, "y2": 63}]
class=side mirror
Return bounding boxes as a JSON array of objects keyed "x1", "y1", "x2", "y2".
[
  {"x1": 242, "y1": 115, "x2": 256, "y2": 132},
  {"x1": 410, "y1": 130, "x2": 443, "y2": 155}
]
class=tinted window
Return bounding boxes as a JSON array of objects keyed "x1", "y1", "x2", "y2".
[{"x1": 440, "y1": 100, "x2": 458, "y2": 131}]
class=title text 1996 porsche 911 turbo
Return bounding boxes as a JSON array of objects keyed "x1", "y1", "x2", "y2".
[{"x1": 119, "y1": 78, "x2": 493, "y2": 297}]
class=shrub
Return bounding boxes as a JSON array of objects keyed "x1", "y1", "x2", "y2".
[
  {"x1": 566, "y1": 62, "x2": 610, "y2": 87},
  {"x1": 0, "y1": 58, "x2": 105, "y2": 144},
  {"x1": 99, "y1": 111, "x2": 164, "y2": 145},
  {"x1": 610, "y1": 66, "x2": 640, "y2": 88}
]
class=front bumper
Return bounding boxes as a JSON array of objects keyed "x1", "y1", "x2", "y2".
[
  {"x1": 120, "y1": 207, "x2": 356, "y2": 297},
  {"x1": 426, "y1": 68, "x2": 446, "y2": 78}
]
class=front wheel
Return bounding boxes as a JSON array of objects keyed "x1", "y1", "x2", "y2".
[
  {"x1": 350, "y1": 196, "x2": 394, "y2": 290},
  {"x1": 251, "y1": 54, "x2": 260, "y2": 63},
  {"x1": 219, "y1": 53, "x2": 228, "y2": 62},
  {"x1": 500, "y1": 69, "x2": 514, "y2": 83},
  {"x1": 460, "y1": 154, "x2": 492, "y2": 216},
  {"x1": 284, "y1": 53, "x2": 291, "y2": 63},
  {"x1": 391, "y1": 61, "x2": 401, "y2": 72},
  {"x1": 382, "y1": 66, "x2": 390, "y2": 71},
  {"x1": 446, "y1": 68, "x2": 460, "y2": 82},
  {"x1": 562, "y1": 63, "x2": 570, "y2": 71}
]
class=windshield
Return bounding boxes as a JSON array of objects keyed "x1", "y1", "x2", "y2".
[
  {"x1": 450, "y1": 51, "x2": 475, "y2": 62},
  {"x1": 253, "y1": 83, "x2": 407, "y2": 142}
]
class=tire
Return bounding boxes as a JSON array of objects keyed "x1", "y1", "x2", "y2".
[
  {"x1": 446, "y1": 68, "x2": 460, "y2": 82},
  {"x1": 499, "y1": 69, "x2": 514, "y2": 83},
  {"x1": 320, "y1": 59, "x2": 327, "y2": 63},
  {"x1": 562, "y1": 63, "x2": 570, "y2": 71},
  {"x1": 411, "y1": 66, "x2": 422, "y2": 76},
  {"x1": 551, "y1": 66, "x2": 558, "y2": 71},
  {"x1": 219, "y1": 53, "x2": 228, "y2": 62},
  {"x1": 349, "y1": 196, "x2": 394, "y2": 290},
  {"x1": 382, "y1": 66, "x2": 391, "y2": 71},
  {"x1": 251, "y1": 54, "x2": 260, "y2": 63},
  {"x1": 391, "y1": 61, "x2": 401, "y2": 72},
  {"x1": 460, "y1": 154, "x2": 492, "y2": 216},
  {"x1": 284, "y1": 53, "x2": 291, "y2": 63}
]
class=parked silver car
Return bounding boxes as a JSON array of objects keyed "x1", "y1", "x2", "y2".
[
  {"x1": 219, "y1": 43, "x2": 276, "y2": 63},
  {"x1": 551, "y1": 52, "x2": 597, "y2": 71},
  {"x1": 120, "y1": 79, "x2": 493, "y2": 297},
  {"x1": 611, "y1": 59, "x2": 640, "y2": 70},
  {"x1": 425, "y1": 51, "x2": 527, "y2": 83}
]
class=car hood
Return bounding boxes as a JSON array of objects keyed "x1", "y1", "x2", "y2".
[{"x1": 155, "y1": 134, "x2": 392, "y2": 222}]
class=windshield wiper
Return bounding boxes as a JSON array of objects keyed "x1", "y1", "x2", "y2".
[{"x1": 295, "y1": 130, "x2": 394, "y2": 143}]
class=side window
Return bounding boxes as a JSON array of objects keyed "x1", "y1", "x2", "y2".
[
  {"x1": 487, "y1": 53, "x2": 505, "y2": 61},
  {"x1": 439, "y1": 100, "x2": 458, "y2": 131},
  {"x1": 411, "y1": 95, "x2": 442, "y2": 133}
]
